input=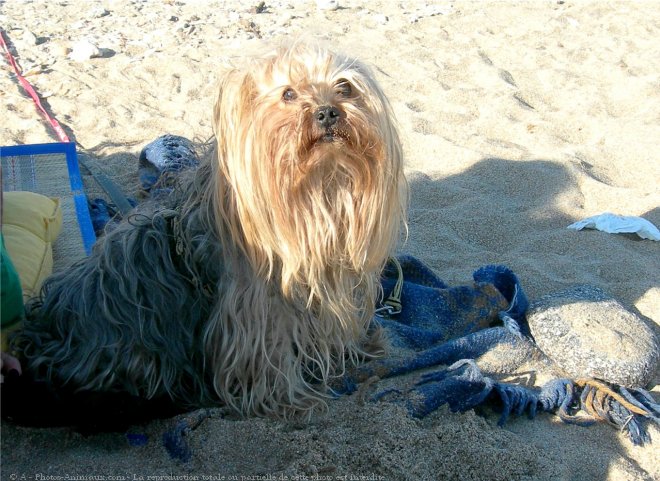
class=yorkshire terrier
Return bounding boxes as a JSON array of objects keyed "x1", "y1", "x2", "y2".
[{"x1": 3, "y1": 45, "x2": 406, "y2": 428}]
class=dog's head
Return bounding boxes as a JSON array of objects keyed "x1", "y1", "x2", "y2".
[{"x1": 212, "y1": 45, "x2": 406, "y2": 306}]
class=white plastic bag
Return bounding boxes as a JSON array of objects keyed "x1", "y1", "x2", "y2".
[{"x1": 568, "y1": 213, "x2": 660, "y2": 241}]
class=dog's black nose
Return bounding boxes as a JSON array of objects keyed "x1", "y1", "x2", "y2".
[{"x1": 314, "y1": 105, "x2": 340, "y2": 128}]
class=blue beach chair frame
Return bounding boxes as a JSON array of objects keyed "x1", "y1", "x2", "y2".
[{"x1": 0, "y1": 142, "x2": 96, "y2": 255}]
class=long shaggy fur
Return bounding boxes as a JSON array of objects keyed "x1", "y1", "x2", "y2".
[{"x1": 11, "y1": 45, "x2": 406, "y2": 419}]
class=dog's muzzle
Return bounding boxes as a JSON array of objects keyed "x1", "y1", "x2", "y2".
[
  {"x1": 314, "y1": 105, "x2": 340, "y2": 129},
  {"x1": 314, "y1": 105, "x2": 342, "y2": 142}
]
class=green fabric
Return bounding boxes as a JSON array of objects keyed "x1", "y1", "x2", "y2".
[{"x1": 1, "y1": 233, "x2": 24, "y2": 328}]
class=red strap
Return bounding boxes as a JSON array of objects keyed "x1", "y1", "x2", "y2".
[{"x1": 1, "y1": 29, "x2": 71, "y2": 143}]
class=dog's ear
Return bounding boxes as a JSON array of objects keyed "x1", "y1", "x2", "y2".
[{"x1": 213, "y1": 68, "x2": 256, "y2": 148}]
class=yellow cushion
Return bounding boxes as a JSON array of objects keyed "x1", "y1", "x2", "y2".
[
  {"x1": 1, "y1": 191, "x2": 62, "y2": 351},
  {"x1": 2, "y1": 191, "x2": 62, "y2": 300}
]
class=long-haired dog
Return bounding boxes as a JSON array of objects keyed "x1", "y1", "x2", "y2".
[{"x1": 4, "y1": 45, "x2": 406, "y2": 427}]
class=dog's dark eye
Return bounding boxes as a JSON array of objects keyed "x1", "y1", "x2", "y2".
[
  {"x1": 335, "y1": 80, "x2": 352, "y2": 97},
  {"x1": 282, "y1": 88, "x2": 297, "y2": 102}
]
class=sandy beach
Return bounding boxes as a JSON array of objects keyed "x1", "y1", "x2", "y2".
[{"x1": 1, "y1": 1, "x2": 658, "y2": 479}]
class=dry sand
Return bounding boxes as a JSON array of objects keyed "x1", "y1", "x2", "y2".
[{"x1": 1, "y1": 1, "x2": 659, "y2": 480}]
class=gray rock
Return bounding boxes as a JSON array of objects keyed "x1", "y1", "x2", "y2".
[
  {"x1": 316, "y1": 0, "x2": 339, "y2": 11},
  {"x1": 527, "y1": 285, "x2": 658, "y2": 387},
  {"x1": 88, "y1": 6, "x2": 110, "y2": 18},
  {"x1": 69, "y1": 39, "x2": 102, "y2": 61}
]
